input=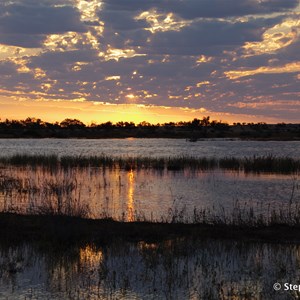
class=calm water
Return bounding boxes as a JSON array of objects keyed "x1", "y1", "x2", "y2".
[
  {"x1": 0, "y1": 139, "x2": 299, "y2": 221},
  {"x1": 0, "y1": 138, "x2": 300, "y2": 158},
  {"x1": 0, "y1": 166, "x2": 299, "y2": 221},
  {"x1": 0, "y1": 239, "x2": 299, "y2": 299},
  {"x1": 1, "y1": 138, "x2": 300, "y2": 299}
]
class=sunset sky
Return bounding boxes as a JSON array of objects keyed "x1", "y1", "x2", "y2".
[{"x1": 1, "y1": 0, "x2": 300, "y2": 124}]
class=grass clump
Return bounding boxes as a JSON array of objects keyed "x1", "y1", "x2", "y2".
[
  {"x1": 243, "y1": 155, "x2": 299, "y2": 174},
  {"x1": 0, "y1": 154, "x2": 299, "y2": 174},
  {"x1": 0, "y1": 154, "x2": 59, "y2": 168}
]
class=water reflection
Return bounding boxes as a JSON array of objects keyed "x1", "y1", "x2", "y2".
[
  {"x1": 1, "y1": 239, "x2": 300, "y2": 299},
  {"x1": 127, "y1": 169, "x2": 135, "y2": 222},
  {"x1": 0, "y1": 165, "x2": 299, "y2": 221},
  {"x1": 80, "y1": 245, "x2": 103, "y2": 267}
]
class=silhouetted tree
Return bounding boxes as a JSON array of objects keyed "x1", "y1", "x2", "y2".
[
  {"x1": 60, "y1": 118, "x2": 85, "y2": 128},
  {"x1": 124, "y1": 122, "x2": 135, "y2": 128},
  {"x1": 190, "y1": 118, "x2": 201, "y2": 128},
  {"x1": 201, "y1": 116, "x2": 210, "y2": 127}
]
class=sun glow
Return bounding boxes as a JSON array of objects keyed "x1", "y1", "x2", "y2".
[
  {"x1": 1, "y1": 0, "x2": 299, "y2": 125},
  {"x1": 0, "y1": 95, "x2": 287, "y2": 124}
]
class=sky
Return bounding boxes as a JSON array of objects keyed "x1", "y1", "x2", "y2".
[{"x1": 1, "y1": 0, "x2": 300, "y2": 124}]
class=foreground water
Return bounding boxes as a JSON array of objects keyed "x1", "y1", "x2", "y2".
[
  {"x1": 0, "y1": 239, "x2": 299, "y2": 299},
  {"x1": 0, "y1": 166, "x2": 299, "y2": 221}
]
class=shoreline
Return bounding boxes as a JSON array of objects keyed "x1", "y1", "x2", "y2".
[
  {"x1": 1, "y1": 136, "x2": 300, "y2": 141},
  {"x1": 1, "y1": 213, "x2": 300, "y2": 245}
]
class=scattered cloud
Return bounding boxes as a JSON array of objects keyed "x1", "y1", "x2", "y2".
[
  {"x1": 101, "y1": 0, "x2": 299, "y2": 18},
  {"x1": 0, "y1": 1, "x2": 86, "y2": 47},
  {"x1": 0, "y1": 0, "x2": 300, "y2": 122},
  {"x1": 225, "y1": 62, "x2": 300, "y2": 79}
]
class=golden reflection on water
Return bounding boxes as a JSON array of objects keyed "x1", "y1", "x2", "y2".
[
  {"x1": 127, "y1": 169, "x2": 135, "y2": 221},
  {"x1": 138, "y1": 239, "x2": 180, "y2": 251},
  {"x1": 79, "y1": 245, "x2": 103, "y2": 267},
  {"x1": 0, "y1": 166, "x2": 298, "y2": 222},
  {"x1": 138, "y1": 241, "x2": 159, "y2": 251}
]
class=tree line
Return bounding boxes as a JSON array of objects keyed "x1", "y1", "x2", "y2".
[
  {"x1": 0, "y1": 116, "x2": 299, "y2": 140},
  {"x1": 0, "y1": 116, "x2": 229, "y2": 129}
]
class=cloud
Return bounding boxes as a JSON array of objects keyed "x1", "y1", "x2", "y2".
[
  {"x1": 169, "y1": 0, "x2": 299, "y2": 19},
  {"x1": 0, "y1": 0, "x2": 300, "y2": 122},
  {"x1": 99, "y1": 3, "x2": 284, "y2": 57},
  {"x1": 99, "y1": 10, "x2": 148, "y2": 31},
  {"x1": 125, "y1": 17, "x2": 282, "y2": 56},
  {"x1": 29, "y1": 49, "x2": 98, "y2": 69},
  {"x1": 277, "y1": 36, "x2": 300, "y2": 60},
  {"x1": 0, "y1": 61, "x2": 18, "y2": 75},
  {"x1": 0, "y1": 34, "x2": 46, "y2": 48},
  {"x1": 0, "y1": 2, "x2": 86, "y2": 47},
  {"x1": 102, "y1": 0, "x2": 299, "y2": 18},
  {"x1": 225, "y1": 62, "x2": 300, "y2": 79}
]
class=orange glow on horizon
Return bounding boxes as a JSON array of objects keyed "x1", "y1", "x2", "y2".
[{"x1": 0, "y1": 96, "x2": 289, "y2": 125}]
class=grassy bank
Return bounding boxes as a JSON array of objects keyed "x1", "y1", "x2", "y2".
[
  {"x1": 0, "y1": 154, "x2": 299, "y2": 173},
  {"x1": 1, "y1": 213, "x2": 300, "y2": 245}
]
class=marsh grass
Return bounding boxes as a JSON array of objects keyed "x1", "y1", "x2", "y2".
[
  {"x1": 0, "y1": 175, "x2": 22, "y2": 192},
  {"x1": 0, "y1": 154, "x2": 59, "y2": 168},
  {"x1": 0, "y1": 154, "x2": 299, "y2": 227},
  {"x1": 38, "y1": 177, "x2": 90, "y2": 218},
  {"x1": 0, "y1": 170, "x2": 299, "y2": 226},
  {"x1": 0, "y1": 154, "x2": 299, "y2": 173},
  {"x1": 0, "y1": 170, "x2": 90, "y2": 218},
  {"x1": 243, "y1": 155, "x2": 299, "y2": 174}
]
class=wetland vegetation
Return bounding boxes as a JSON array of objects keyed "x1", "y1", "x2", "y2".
[
  {"x1": 1, "y1": 153, "x2": 300, "y2": 173},
  {"x1": 0, "y1": 153, "x2": 299, "y2": 230},
  {"x1": 0, "y1": 138, "x2": 299, "y2": 299}
]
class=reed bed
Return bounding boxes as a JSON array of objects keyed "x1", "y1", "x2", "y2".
[
  {"x1": 0, "y1": 162, "x2": 299, "y2": 229},
  {"x1": 0, "y1": 172, "x2": 300, "y2": 226},
  {"x1": 0, "y1": 154, "x2": 299, "y2": 173}
]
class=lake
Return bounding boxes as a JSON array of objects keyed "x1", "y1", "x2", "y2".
[
  {"x1": 0, "y1": 138, "x2": 300, "y2": 299},
  {"x1": 0, "y1": 139, "x2": 299, "y2": 221},
  {"x1": 0, "y1": 138, "x2": 300, "y2": 158}
]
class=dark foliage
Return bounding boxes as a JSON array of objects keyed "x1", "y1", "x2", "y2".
[{"x1": 0, "y1": 116, "x2": 299, "y2": 139}]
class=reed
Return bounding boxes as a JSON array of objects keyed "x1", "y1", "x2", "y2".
[
  {"x1": 0, "y1": 154, "x2": 299, "y2": 173},
  {"x1": 1, "y1": 154, "x2": 299, "y2": 225},
  {"x1": 243, "y1": 155, "x2": 299, "y2": 174},
  {"x1": 0, "y1": 169, "x2": 299, "y2": 226},
  {"x1": 0, "y1": 154, "x2": 59, "y2": 168}
]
